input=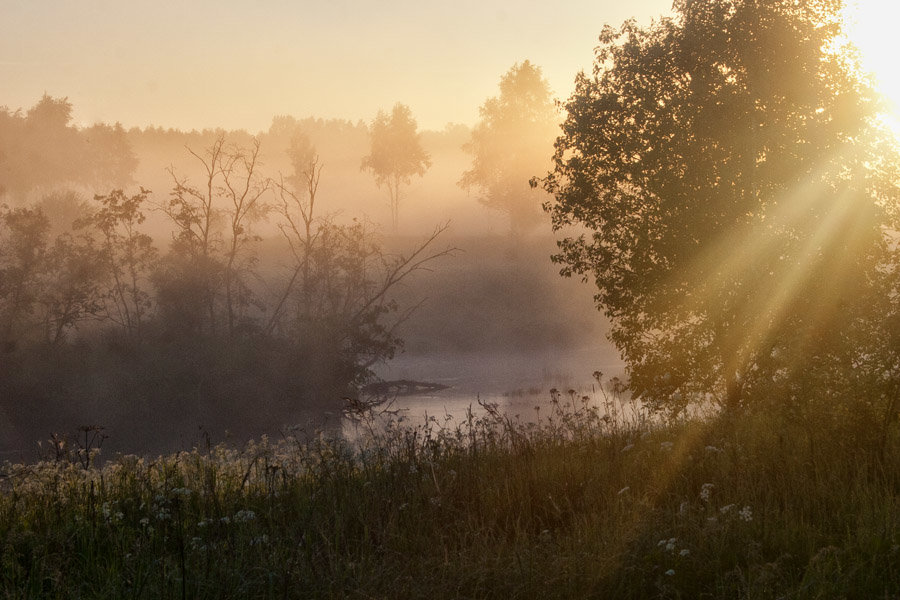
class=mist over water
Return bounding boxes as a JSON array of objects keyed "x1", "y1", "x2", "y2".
[{"x1": 0, "y1": 94, "x2": 619, "y2": 462}]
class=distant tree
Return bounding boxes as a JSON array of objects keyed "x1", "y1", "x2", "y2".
[
  {"x1": 361, "y1": 103, "x2": 431, "y2": 230},
  {"x1": 539, "y1": 0, "x2": 900, "y2": 413},
  {"x1": 460, "y1": 61, "x2": 558, "y2": 236}
]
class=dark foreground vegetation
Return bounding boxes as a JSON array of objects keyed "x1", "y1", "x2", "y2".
[{"x1": 2, "y1": 385, "x2": 898, "y2": 599}]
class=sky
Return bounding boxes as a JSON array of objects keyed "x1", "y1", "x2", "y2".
[{"x1": 1, "y1": 0, "x2": 673, "y2": 132}]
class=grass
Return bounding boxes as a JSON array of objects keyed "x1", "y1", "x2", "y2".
[{"x1": 1, "y1": 388, "x2": 899, "y2": 599}]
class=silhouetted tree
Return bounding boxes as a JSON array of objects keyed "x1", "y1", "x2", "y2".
[
  {"x1": 163, "y1": 136, "x2": 270, "y2": 337},
  {"x1": 275, "y1": 140, "x2": 454, "y2": 385},
  {"x1": 0, "y1": 205, "x2": 103, "y2": 350},
  {"x1": 37, "y1": 233, "x2": 103, "y2": 347},
  {"x1": 460, "y1": 61, "x2": 557, "y2": 236},
  {"x1": 540, "y1": 0, "x2": 900, "y2": 413},
  {"x1": 361, "y1": 103, "x2": 431, "y2": 230},
  {"x1": 80, "y1": 189, "x2": 158, "y2": 342}
]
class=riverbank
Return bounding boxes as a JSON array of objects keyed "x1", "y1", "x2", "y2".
[{"x1": 2, "y1": 392, "x2": 898, "y2": 598}]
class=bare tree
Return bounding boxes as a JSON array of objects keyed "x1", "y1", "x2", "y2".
[{"x1": 163, "y1": 136, "x2": 270, "y2": 337}]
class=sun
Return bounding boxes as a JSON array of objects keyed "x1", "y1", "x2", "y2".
[{"x1": 843, "y1": 0, "x2": 900, "y2": 129}]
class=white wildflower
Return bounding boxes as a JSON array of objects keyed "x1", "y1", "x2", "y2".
[
  {"x1": 665, "y1": 569, "x2": 675, "y2": 576},
  {"x1": 233, "y1": 509, "x2": 256, "y2": 523},
  {"x1": 739, "y1": 505, "x2": 753, "y2": 522},
  {"x1": 618, "y1": 486, "x2": 630, "y2": 496},
  {"x1": 720, "y1": 504, "x2": 735, "y2": 514},
  {"x1": 679, "y1": 548, "x2": 690, "y2": 557},
  {"x1": 660, "y1": 441, "x2": 674, "y2": 452},
  {"x1": 139, "y1": 517, "x2": 150, "y2": 527},
  {"x1": 665, "y1": 537, "x2": 677, "y2": 552},
  {"x1": 704, "y1": 445, "x2": 721, "y2": 454},
  {"x1": 700, "y1": 483, "x2": 714, "y2": 502}
]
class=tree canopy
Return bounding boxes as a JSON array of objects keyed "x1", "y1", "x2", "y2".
[
  {"x1": 541, "y1": 0, "x2": 900, "y2": 413},
  {"x1": 361, "y1": 103, "x2": 431, "y2": 230},
  {"x1": 460, "y1": 60, "x2": 558, "y2": 236}
]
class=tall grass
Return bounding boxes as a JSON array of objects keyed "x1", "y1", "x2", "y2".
[{"x1": 2, "y1": 388, "x2": 899, "y2": 599}]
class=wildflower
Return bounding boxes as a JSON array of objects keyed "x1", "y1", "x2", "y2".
[
  {"x1": 665, "y1": 569, "x2": 675, "y2": 576},
  {"x1": 719, "y1": 504, "x2": 735, "y2": 514},
  {"x1": 139, "y1": 517, "x2": 150, "y2": 527},
  {"x1": 621, "y1": 444, "x2": 635, "y2": 453},
  {"x1": 665, "y1": 537, "x2": 677, "y2": 552},
  {"x1": 705, "y1": 445, "x2": 721, "y2": 454},
  {"x1": 679, "y1": 548, "x2": 690, "y2": 557},
  {"x1": 617, "y1": 486, "x2": 630, "y2": 496},
  {"x1": 233, "y1": 509, "x2": 256, "y2": 523},
  {"x1": 739, "y1": 505, "x2": 753, "y2": 522},
  {"x1": 660, "y1": 441, "x2": 674, "y2": 452},
  {"x1": 171, "y1": 487, "x2": 192, "y2": 497},
  {"x1": 700, "y1": 483, "x2": 714, "y2": 502}
]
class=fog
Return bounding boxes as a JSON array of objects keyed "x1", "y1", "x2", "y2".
[{"x1": 0, "y1": 90, "x2": 617, "y2": 459}]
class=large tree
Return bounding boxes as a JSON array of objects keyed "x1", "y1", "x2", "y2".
[
  {"x1": 361, "y1": 103, "x2": 431, "y2": 230},
  {"x1": 460, "y1": 60, "x2": 558, "y2": 236},
  {"x1": 541, "y1": 0, "x2": 900, "y2": 412}
]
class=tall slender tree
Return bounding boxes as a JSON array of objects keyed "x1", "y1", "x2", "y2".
[
  {"x1": 460, "y1": 61, "x2": 558, "y2": 236},
  {"x1": 361, "y1": 103, "x2": 431, "y2": 230}
]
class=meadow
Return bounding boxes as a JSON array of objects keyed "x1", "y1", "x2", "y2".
[{"x1": 2, "y1": 381, "x2": 898, "y2": 599}]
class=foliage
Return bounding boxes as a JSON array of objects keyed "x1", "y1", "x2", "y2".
[
  {"x1": 540, "y1": 0, "x2": 900, "y2": 412},
  {"x1": 361, "y1": 103, "x2": 431, "y2": 230},
  {"x1": 461, "y1": 60, "x2": 558, "y2": 235}
]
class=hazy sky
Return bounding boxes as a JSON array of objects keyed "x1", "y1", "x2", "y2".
[{"x1": 1, "y1": 0, "x2": 673, "y2": 132}]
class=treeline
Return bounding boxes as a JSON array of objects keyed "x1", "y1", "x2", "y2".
[
  {"x1": 0, "y1": 95, "x2": 136, "y2": 198},
  {"x1": 0, "y1": 114, "x2": 452, "y2": 455}
]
